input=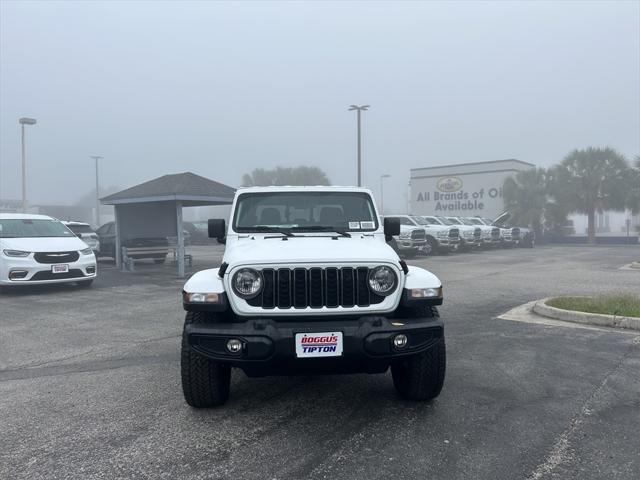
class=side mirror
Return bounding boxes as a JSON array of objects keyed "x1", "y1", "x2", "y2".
[
  {"x1": 383, "y1": 217, "x2": 400, "y2": 240},
  {"x1": 208, "y1": 219, "x2": 226, "y2": 244}
]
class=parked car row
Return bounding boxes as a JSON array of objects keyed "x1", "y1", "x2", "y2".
[{"x1": 383, "y1": 212, "x2": 534, "y2": 258}]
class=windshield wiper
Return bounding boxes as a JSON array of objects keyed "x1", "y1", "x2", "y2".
[
  {"x1": 251, "y1": 226, "x2": 295, "y2": 237},
  {"x1": 302, "y1": 226, "x2": 351, "y2": 238}
]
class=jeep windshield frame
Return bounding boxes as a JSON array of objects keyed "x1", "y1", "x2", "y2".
[{"x1": 232, "y1": 191, "x2": 379, "y2": 234}]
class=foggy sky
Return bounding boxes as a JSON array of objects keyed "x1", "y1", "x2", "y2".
[{"x1": 1, "y1": 0, "x2": 639, "y2": 213}]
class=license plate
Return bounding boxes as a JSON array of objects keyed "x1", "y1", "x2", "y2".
[
  {"x1": 295, "y1": 332, "x2": 343, "y2": 358},
  {"x1": 51, "y1": 264, "x2": 69, "y2": 274}
]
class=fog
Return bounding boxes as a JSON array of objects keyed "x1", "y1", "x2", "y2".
[{"x1": 1, "y1": 0, "x2": 638, "y2": 213}]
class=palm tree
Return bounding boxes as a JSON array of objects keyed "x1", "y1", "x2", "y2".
[
  {"x1": 550, "y1": 147, "x2": 631, "y2": 244},
  {"x1": 503, "y1": 168, "x2": 548, "y2": 239}
]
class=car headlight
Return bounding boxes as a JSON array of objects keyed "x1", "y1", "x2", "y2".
[
  {"x1": 399, "y1": 231, "x2": 410, "y2": 239},
  {"x1": 436, "y1": 231, "x2": 448, "y2": 238},
  {"x1": 3, "y1": 249, "x2": 30, "y2": 257},
  {"x1": 232, "y1": 268, "x2": 263, "y2": 299},
  {"x1": 80, "y1": 247, "x2": 94, "y2": 255},
  {"x1": 368, "y1": 266, "x2": 397, "y2": 296}
]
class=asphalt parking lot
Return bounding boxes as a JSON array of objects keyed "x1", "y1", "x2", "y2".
[{"x1": 1, "y1": 245, "x2": 639, "y2": 480}]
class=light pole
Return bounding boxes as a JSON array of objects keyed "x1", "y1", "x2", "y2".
[
  {"x1": 90, "y1": 155, "x2": 103, "y2": 226},
  {"x1": 380, "y1": 174, "x2": 390, "y2": 214},
  {"x1": 19, "y1": 117, "x2": 37, "y2": 213},
  {"x1": 348, "y1": 105, "x2": 369, "y2": 187}
]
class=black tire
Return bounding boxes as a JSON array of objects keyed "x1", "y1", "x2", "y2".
[
  {"x1": 181, "y1": 311, "x2": 231, "y2": 407},
  {"x1": 76, "y1": 279, "x2": 94, "y2": 288},
  {"x1": 391, "y1": 305, "x2": 446, "y2": 401},
  {"x1": 153, "y1": 256, "x2": 167, "y2": 265}
]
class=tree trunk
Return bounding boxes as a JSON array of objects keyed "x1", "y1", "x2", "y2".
[{"x1": 587, "y1": 207, "x2": 596, "y2": 244}]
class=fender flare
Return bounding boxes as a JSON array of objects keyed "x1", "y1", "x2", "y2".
[
  {"x1": 182, "y1": 268, "x2": 229, "y2": 312},
  {"x1": 183, "y1": 268, "x2": 226, "y2": 294},
  {"x1": 401, "y1": 265, "x2": 443, "y2": 307},
  {"x1": 404, "y1": 265, "x2": 441, "y2": 290}
]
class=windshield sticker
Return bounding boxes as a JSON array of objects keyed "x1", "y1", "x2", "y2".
[
  {"x1": 348, "y1": 221, "x2": 361, "y2": 229},
  {"x1": 361, "y1": 221, "x2": 375, "y2": 229}
]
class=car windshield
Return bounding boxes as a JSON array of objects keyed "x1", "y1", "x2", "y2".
[
  {"x1": 482, "y1": 218, "x2": 495, "y2": 225},
  {"x1": 410, "y1": 216, "x2": 429, "y2": 226},
  {"x1": 0, "y1": 218, "x2": 76, "y2": 238},
  {"x1": 438, "y1": 217, "x2": 455, "y2": 225},
  {"x1": 466, "y1": 218, "x2": 484, "y2": 226},
  {"x1": 67, "y1": 224, "x2": 94, "y2": 234},
  {"x1": 233, "y1": 191, "x2": 378, "y2": 233}
]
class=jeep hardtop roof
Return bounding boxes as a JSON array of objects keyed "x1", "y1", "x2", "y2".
[{"x1": 236, "y1": 186, "x2": 374, "y2": 195}]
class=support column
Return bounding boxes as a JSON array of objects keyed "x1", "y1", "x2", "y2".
[
  {"x1": 114, "y1": 206, "x2": 122, "y2": 268},
  {"x1": 176, "y1": 201, "x2": 185, "y2": 278}
]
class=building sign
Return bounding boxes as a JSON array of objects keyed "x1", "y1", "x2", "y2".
[
  {"x1": 436, "y1": 176, "x2": 463, "y2": 193},
  {"x1": 416, "y1": 177, "x2": 503, "y2": 213},
  {"x1": 410, "y1": 160, "x2": 534, "y2": 219}
]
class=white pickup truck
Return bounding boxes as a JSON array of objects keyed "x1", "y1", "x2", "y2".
[
  {"x1": 385, "y1": 215, "x2": 460, "y2": 254},
  {"x1": 181, "y1": 187, "x2": 446, "y2": 407}
]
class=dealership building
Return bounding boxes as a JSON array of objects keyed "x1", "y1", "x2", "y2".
[
  {"x1": 409, "y1": 158, "x2": 639, "y2": 237},
  {"x1": 409, "y1": 159, "x2": 534, "y2": 219}
]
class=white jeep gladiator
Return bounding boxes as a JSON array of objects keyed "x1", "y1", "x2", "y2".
[{"x1": 181, "y1": 187, "x2": 446, "y2": 407}]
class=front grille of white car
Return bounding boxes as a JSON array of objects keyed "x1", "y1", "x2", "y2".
[{"x1": 34, "y1": 251, "x2": 80, "y2": 264}]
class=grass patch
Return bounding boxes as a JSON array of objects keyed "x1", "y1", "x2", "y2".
[{"x1": 547, "y1": 294, "x2": 640, "y2": 318}]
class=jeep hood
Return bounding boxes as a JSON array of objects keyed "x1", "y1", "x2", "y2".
[{"x1": 224, "y1": 236, "x2": 399, "y2": 267}]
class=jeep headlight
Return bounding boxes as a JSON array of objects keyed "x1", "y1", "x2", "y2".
[
  {"x1": 232, "y1": 268, "x2": 263, "y2": 299},
  {"x1": 368, "y1": 266, "x2": 397, "y2": 296}
]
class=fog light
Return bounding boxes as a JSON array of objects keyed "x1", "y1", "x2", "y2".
[
  {"x1": 393, "y1": 334, "x2": 408, "y2": 350},
  {"x1": 226, "y1": 338, "x2": 243, "y2": 354},
  {"x1": 9, "y1": 270, "x2": 28, "y2": 280},
  {"x1": 86, "y1": 266, "x2": 96, "y2": 274}
]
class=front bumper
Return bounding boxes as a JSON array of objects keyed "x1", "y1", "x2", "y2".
[
  {"x1": 397, "y1": 239, "x2": 427, "y2": 250},
  {"x1": 0, "y1": 254, "x2": 97, "y2": 285},
  {"x1": 185, "y1": 314, "x2": 444, "y2": 376}
]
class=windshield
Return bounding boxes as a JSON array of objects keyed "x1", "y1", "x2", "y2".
[
  {"x1": 467, "y1": 218, "x2": 484, "y2": 226},
  {"x1": 410, "y1": 216, "x2": 430, "y2": 226},
  {"x1": 482, "y1": 218, "x2": 495, "y2": 225},
  {"x1": 438, "y1": 217, "x2": 455, "y2": 225},
  {"x1": 0, "y1": 218, "x2": 76, "y2": 238},
  {"x1": 66, "y1": 224, "x2": 94, "y2": 234},
  {"x1": 233, "y1": 192, "x2": 378, "y2": 233}
]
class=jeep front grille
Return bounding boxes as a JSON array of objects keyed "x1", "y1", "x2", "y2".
[{"x1": 246, "y1": 267, "x2": 385, "y2": 309}]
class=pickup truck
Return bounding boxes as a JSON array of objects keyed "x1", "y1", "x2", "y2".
[
  {"x1": 382, "y1": 216, "x2": 428, "y2": 258},
  {"x1": 385, "y1": 215, "x2": 460, "y2": 254},
  {"x1": 180, "y1": 187, "x2": 446, "y2": 406}
]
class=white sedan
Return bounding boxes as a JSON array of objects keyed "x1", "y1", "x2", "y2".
[{"x1": 0, "y1": 213, "x2": 97, "y2": 287}]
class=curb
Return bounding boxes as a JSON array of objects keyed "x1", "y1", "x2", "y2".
[{"x1": 533, "y1": 298, "x2": 640, "y2": 331}]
